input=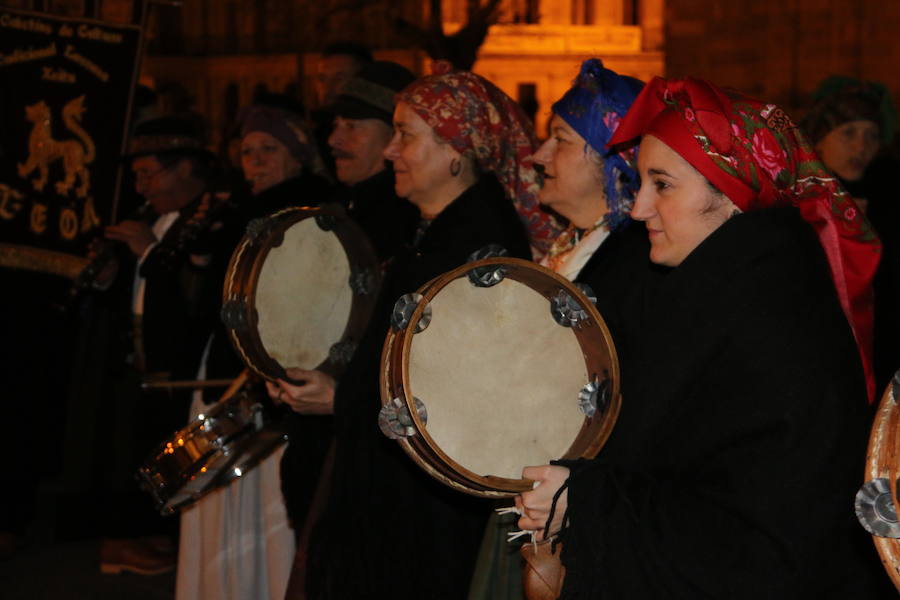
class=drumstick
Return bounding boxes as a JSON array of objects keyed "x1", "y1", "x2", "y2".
[
  {"x1": 219, "y1": 369, "x2": 251, "y2": 401},
  {"x1": 140, "y1": 378, "x2": 238, "y2": 391}
]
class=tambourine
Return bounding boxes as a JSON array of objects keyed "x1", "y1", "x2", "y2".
[
  {"x1": 221, "y1": 205, "x2": 380, "y2": 382},
  {"x1": 379, "y1": 256, "x2": 621, "y2": 498},
  {"x1": 137, "y1": 372, "x2": 286, "y2": 514},
  {"x1": 856, "y1": 371, "x2": 900, "y2": 592}
]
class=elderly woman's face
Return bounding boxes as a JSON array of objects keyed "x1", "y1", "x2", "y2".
[
  {"x1": 532, "y1": 114, "x2": 607, "y2": 228},
  {"x1": 816, "y1": 119, "x2": 879, "y2": 182},
  {"x1": 632, "y1": 135, "x2": 734, "y2": 267},
  {"x1": 241, "y1": 131, "x2": 302, "y2": 195},
  {"x1": 384, "y1": 101, "x2": 461, "y2": 210}
]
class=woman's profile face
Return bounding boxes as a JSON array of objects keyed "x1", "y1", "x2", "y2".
[
  {"x1": 384, "y1": 101, "x2": 460, "y2": 209},
  {"x1": 241, "y1": 131, "x2": 302, "y2": 195},
  {"x1": 632, "y1": 135, "x2": 734, "y2": 267},
  {"x1": 815, "y1": 119, "x2": 879, "y2": 182},
  {"x1": 532, "y1": 114, "x2": 607, "y2": 228}
]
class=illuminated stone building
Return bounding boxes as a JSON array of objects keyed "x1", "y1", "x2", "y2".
[
  {"x1": 454, "y1": 0, "x2": 664, "y2": 133},
  {"x1": 137, "y1": 0, "x2": 664, "y2": 145},
  {"x1": 6, "y1": 1, "x2": 897, "y2": 144}
]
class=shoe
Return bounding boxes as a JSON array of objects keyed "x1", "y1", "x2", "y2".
[{"x1": 99, "y1": 536, "x2": 176, "y2": 575}]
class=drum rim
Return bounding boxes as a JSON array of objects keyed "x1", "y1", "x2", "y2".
[
  {"x1": 864, "y1": 376, "x2": 900, "y2": 592},
  {"x1": 138, "y1": 396, "x2": 243, "y2": 513},
  {"x1": 222, "y1": 205, "x2": 380, "y2": 383},
  {"x1": 137, "y1": 372, "x2": 288, "y2": 514},
  {"x1": 381, "y1": 257, "x2": 622, "y2": 497}
]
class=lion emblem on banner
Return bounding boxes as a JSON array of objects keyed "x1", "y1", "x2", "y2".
[{"x1": 17, "y1": 95, "x2": 96, "y2": 198}]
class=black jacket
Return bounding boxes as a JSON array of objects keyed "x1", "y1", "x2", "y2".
[
  {"x1": 558, "y1": 207, "x2": 888, "y2": 599},
  {"x1": 307, "y1": 176, "x2": 532, "y2": 600},
  {"x1": 332, "y1": 167, "x2": 419, "y2": 264},
  {"x1": 135, "y1": 190, "x2": 235, "y2": 380}
]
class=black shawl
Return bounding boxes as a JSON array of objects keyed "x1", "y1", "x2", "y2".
[
  {"x1": 557, "y1": 206, "x2": 888, "y2": 598},
  {"x1": 306, "y1": 176, "x2": 532, "y2": 600}
]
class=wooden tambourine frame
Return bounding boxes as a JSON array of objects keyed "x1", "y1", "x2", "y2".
[
  {"x1": 222, "y1": 205, "x2": 380, "y2": 383},
  {"x1": 380, "y1": 257, "x2": 621, "y2": 498},
  {"x1": 862, "y1": 375, "x2": 900, "y2": 592}
]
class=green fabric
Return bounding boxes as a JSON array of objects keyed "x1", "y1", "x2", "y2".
[{"x1": 467, "y1": 510, "x2": 525, "y2": 600}]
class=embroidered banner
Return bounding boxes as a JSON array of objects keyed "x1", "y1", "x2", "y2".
[{"x1": 0, "y1": 7, "x2": 140, "y2": 262}]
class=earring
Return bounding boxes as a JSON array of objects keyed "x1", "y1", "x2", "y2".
[{"x1": 449, "y1": 158, "x2": 461, "y2": 177}]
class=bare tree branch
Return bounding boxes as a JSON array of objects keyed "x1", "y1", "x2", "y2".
[{"x1": 393, "y1": 0, "x2": 502, "y2": 70}]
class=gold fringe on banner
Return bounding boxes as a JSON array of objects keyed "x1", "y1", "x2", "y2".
[{"x1": 0, "y1": 243, "x2": 88, "y2": 280}]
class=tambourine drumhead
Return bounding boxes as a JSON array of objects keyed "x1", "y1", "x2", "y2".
[
  {"x1": 222, "y1": 206, "x2": 379, "y2": 381},
  {"x1": 412, "y1": 277, "x2": 588, "y2": 478},
  {"x1": 255, "y1": 219, "x2": 352, "y2": 369},
  {"x1": 381, "y1": 257, "x2": 620, "y2": 498},
  {"x1": 859, "y1": 375, "x2": 900, "y2": 592}
]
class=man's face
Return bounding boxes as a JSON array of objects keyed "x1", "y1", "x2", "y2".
[
  {"x1": 328, "y1": 116, "x2": 392, "y2": 186},
  {"x1": 315, "y1": 54, "x2": 360, "y2": 106},
  {"x1": 131, "y1": 155, "x2": 191, "y2": 214}
]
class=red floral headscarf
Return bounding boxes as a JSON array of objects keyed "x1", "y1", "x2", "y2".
[
  {"x1": 609, "y1": 76, "x2": 882, "y2": 402},
  {"x1": 397, "y1": 62, "x2": 563, "y2": 257}
]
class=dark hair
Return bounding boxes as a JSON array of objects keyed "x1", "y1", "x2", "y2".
[
  {"x1": 699, "y1": 178, "x2": 732, "y2": 217},
  {"x1": 322, "y1": 42, "x2": 373, "y2": 66},
  {"x1": 801, "y1": 78, "x2": 892, "y2": 145}
]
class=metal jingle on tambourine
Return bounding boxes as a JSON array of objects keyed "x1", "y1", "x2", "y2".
[
  {"x1": 467, "y1": 263, "x2": 507, "y2": 288},
  {"x1": 856, "y1": 478, "x2": 900, "y2": 538},
  {"x1": 391, "y1": 293, "x2": 432, "y2": 332},
  {"x1": 245, "y1": 216, "x2": 276, "y2": 244},
  {"x1": 315, "y1": 214, "x2": 336, "y2": 231},
  {"x1": 466, "y1": 245, "x2": 510, "y2": 288},
  {"x1": 574, "y1": 282, "x2": 598, "y2": 305},
  {"x1": 550, "y1": 289, "x2": 590, "y2": 328},
  {"x1": 349, "y1": 267, "x2": 376, "y2": 296},
  {"x1": 328, "y1": 339, "x2": 358, "y2": 365},
  {"x1": 467, "y1": 244, "x2": 509, "y2": 263},
  {"x1": 578, "y1": 372, "x2": 611, "y2": 418},
  {"x1": 378, "y1": 397, "x2": 428, "y2": 440}
]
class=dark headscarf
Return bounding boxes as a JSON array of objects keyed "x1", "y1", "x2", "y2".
[
  {"x1": 237, "y1": 105, "x2": 329, "y2": 179},
  {"x1": 801, "y1": 76, "x2": 896, "y2": 146}
]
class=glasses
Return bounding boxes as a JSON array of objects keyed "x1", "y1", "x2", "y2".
[{"x1": 130, "y1": 164, "x2": 171, "y2": 184}]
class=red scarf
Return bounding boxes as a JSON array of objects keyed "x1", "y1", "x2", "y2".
[{"x1": 610, "y1": 77, "x2": 882, "y2": 402}]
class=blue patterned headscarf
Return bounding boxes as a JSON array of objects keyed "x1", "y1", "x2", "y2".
[{"x1": 552, "y1": 59, "x2": 643, "y2": 230}]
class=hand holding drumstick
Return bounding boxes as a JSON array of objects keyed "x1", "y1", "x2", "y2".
[
  {"x1": 515, "y1": 465, "x2": 571, "y2": 540},
  {"x1": 266, "y1": 368, "x2": 336, "y2": 415}
]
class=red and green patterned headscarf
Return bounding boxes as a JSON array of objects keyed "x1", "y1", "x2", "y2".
[
  {"x1": 398, "y1": 62, "x2": 564, "y2": 257},
  {"x1": 609, "y1": 76, "x2": 882, "y2": 402}
]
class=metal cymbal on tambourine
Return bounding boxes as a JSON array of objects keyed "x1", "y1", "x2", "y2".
[
  {"x1": 859, "y1": 369, "x2": 900, "y2": 591},
  {"x1": 379, "y1": 256, "x2": 621, "y2": 498}
]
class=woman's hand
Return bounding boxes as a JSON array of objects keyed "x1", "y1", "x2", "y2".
[
  {"x1": 515, "y1": 465, "x2": 570, "y2": 540},
  {"x1": 265, "y1": 368, "x2": 335, "y2": 415}
]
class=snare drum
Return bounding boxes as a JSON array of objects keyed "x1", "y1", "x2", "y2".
[
  {"x1": 221, "y1": 205, "x2": 380, "y2": 382},
  {"x1": 138, "y1": 372, "x2": 286, "y2": 514},
  {"x1": 856, "y1": 373, "x2": 900, "y2": 592},
  {"x1": 379, "y1": 257, "x2": 620, "y2": 498}
]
